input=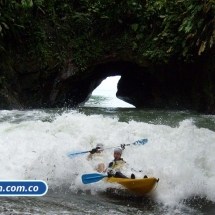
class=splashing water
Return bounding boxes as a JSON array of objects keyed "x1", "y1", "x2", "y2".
[{"x1": 0, "y1": 109, "x2": 215, "y2": 214}]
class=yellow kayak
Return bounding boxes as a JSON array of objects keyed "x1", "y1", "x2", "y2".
[{"x1": 104, "y1": 177, "x2": 159, "y2": 195}]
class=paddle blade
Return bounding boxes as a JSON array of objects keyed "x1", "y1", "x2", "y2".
[
  {"x1": 132, "y1": 138, "x2": 148, "y2": 146},
  {"x1": 67, "y1": 150, "x2": 89, "y2": 158},
  {"x1": 82, "y1": 173, "x2": 108, "y2": 184}
]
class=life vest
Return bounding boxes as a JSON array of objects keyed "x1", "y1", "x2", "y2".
[{"x1": 108, "y1": 158, "x2": 126, "y2": 170}]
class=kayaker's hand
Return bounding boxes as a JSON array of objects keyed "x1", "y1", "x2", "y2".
[
  {"x1": 109, "y1": 169, "x2": 116, "y2": 175},
  {"x1": 90, "y1": 148, "x2": 97, "y2": 154},
  {"x1": 90, "y1": 147, "x2": 100, "y2": 154},
  {"x1": 107, "y1": 169, "x2": 116, "y2": 177}
]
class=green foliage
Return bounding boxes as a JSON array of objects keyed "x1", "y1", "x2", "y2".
[{"x1": 0, "y1": 0, "x2": 215, "y2": 70}]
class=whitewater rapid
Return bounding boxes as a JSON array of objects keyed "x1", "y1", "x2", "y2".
[{"x1": 0, "y1": 109, "x2": 214, "y2": 208}]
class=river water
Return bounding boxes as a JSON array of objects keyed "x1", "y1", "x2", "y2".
[{"x1": 0, "y1": 90, "x2": 215, "y2": 214}]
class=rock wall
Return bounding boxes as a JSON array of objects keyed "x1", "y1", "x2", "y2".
[{"x1": 0, "y1": 56, "x2": 215, "y2": 113}]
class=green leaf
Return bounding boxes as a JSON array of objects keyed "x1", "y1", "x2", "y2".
[
  {"x1": 136, "y1": 33, "x2": 143, "y2": 40},
  {"x1": 101, "y1": 16, "x2": 109, "y2": 19},
  {"x1": 21, "y1": 0, "x2": 33, "y2": 8},
  {"x1": 131, "y1": 24, "x2": 139, "y2": 32},
  {"x1": 132, "y1": 42, "x2": 137, "y2": 50},
  {"x1": 185, "y1": 25, "x2": 192, "y2": 33}
]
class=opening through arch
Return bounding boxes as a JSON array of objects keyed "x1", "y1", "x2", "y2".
[{"x1": 85, "y1": 76, "x2": 134, "y2": 108}]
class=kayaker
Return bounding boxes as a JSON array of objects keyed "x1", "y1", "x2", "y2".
[
  {"x1": 107, "y1": 147, "x2": 135, "y2": 179},
  {"x1": 87, "y1": 143, "x2": 106, "y2": 173}
]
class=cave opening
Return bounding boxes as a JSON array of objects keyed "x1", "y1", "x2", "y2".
[{"x1": 84, "y1": 76, "x2": 134, "y2": 108}]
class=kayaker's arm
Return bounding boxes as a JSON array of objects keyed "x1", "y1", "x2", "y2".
[
  {"x1": 87, "y1": 147, "x2": 100, "y2": 160},
  {"x1": 87, "y1": 153, "x2": 93, "y2": 160}
]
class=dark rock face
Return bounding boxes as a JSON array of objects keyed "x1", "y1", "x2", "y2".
[
  {"x1": 117, "y1": 68, "x2": 162, "y2": 108},
  {"x1": 117, "y1": 60, "x2": 215, "y2": 113},
  {"x1": 118, "y1": 68, "x2": 193, "y2": 109},
  {"x1": 0, "y1": 59, "x2": 215, "y2": 113}
]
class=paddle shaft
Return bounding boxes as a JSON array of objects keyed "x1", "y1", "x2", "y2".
[
  {"x1": 70, "y1": 151, "x2": 89, "y2": 156},
  {"x1": 68, "y1": 138, "x2": 148, "y2": 158}
]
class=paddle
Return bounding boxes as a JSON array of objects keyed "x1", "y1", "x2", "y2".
[
  {"x1": 82, "y1": 173, "x2": 108, "y2": 184},
  {"x1": 67, "y1": 150, "x2": 91, "y2": 158},
  {"x1": 132, "y1": 138, "x2": 148, "y2": 145},
  {"x1": 67, "y1": 138, "x2": 148, "y2": 158}
]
